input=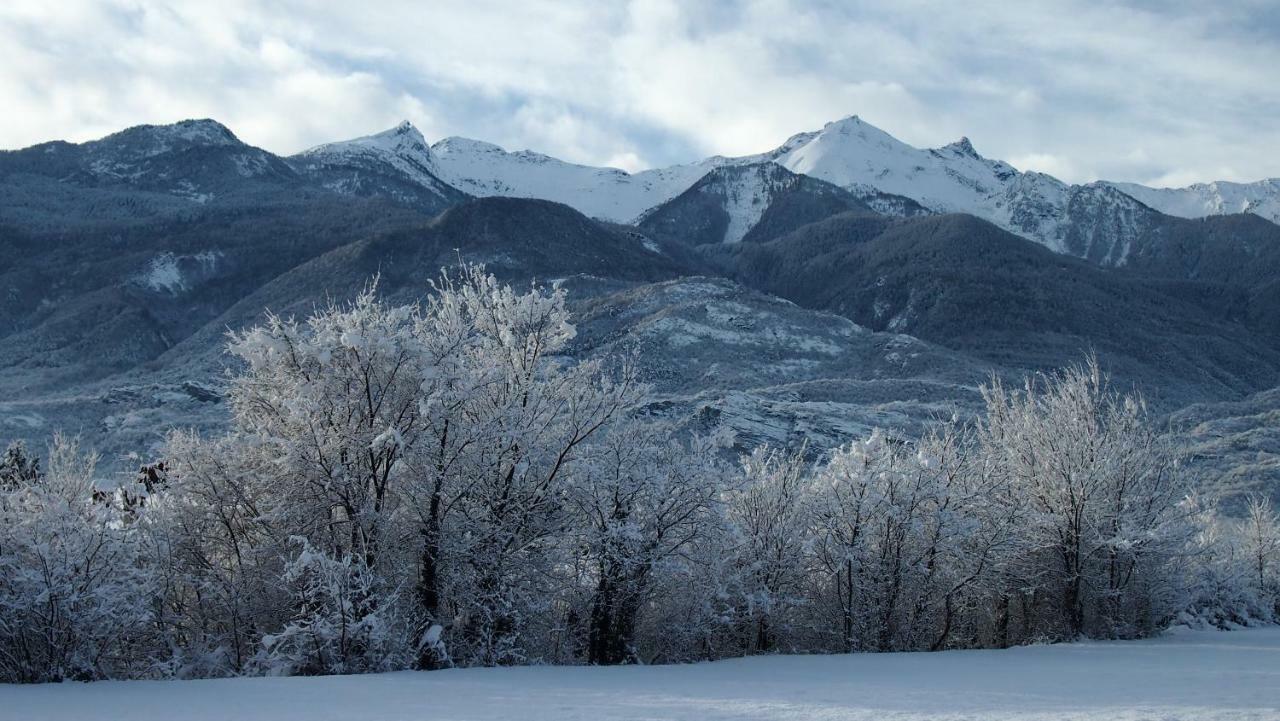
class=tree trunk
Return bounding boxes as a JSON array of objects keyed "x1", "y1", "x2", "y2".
[
  {"x1": 843, "y1": 559, "x2": 855, "y2": 652},
  {"x1": 415, "y1": 495, "x2": 445, "y2": 669},
  {"x1": 995, "y1": 593, "x2": 1011, "y2": 649},
  {"x1": 588, "y1": 561, "x2": 647, "y2": 665}
]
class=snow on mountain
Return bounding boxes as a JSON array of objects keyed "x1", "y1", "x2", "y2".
[
  {"x1": 716, "y1": 164, "x2": 777, "y2": 243},
  {"x1": 61, "y1": 116, "x2": 1277, "y2": 265},
  {"x1": 90, "y1": 119, "x2": 243, "y2": 160},
  {"x1": 290, "y1": 122, "x2": 462, "y2": 210},
  {"x1": 766, "y1": 118, "x2": 1016, "y2": 217},
  {"x1": 1056, "y1": 182, "x2": 1159, "y2": 265},
  {"x1": 296, "y1": 121, "x2": 440, "y2": 189},
  {"x1": 756, "y1": 116, "x2": 1109, "y2": 254},
  {"x1": 1106, "y1": 178, "x2": 1280, "y2": 226},
  {"x1": 403, "y1": 115, "x2": 1163, "y2": 259},
  {"x1": 2, "y1": 118, "x2": 301, "y2": 206},
  {"x1": 638, "y1": 162, "x2": 878, "y2": 246},
  {"x1": 426, "y1": 136, "x2": 722, "y2": 222}
]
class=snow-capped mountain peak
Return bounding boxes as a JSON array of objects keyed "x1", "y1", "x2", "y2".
[
  {"x1": 299, "y1": 120, "x2": 433, "y2": 169},
  {"x1": 363, "y1": 120, "x2": 430, "y2": 156},
  {"x1": 938, "y1": 136, "x2": 979, "y2": 158},
  {"x1": 767, "y1": 115, "x2": 1019, "y2": 220},
  {"x1": 290, "y1": 121, "x2": 459, "y2": 206}
]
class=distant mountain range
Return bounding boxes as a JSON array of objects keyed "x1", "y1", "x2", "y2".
[
  {"x1": 2, "y1": 115, "x2": 1279, "y2": 505},
  {"x1": 300, "y1": 115, "x2": 1280, "y2": 253}
]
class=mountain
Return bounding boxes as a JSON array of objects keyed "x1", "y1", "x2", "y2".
[
  {"x1": 0, "y1": 120, "x2": 448, "y2": 391},
  {"x1": 1108, "y1": 178, "x2": 1280, "y2": 226},
  {"x1": 565, "y1": 276, "x2": 992, "y2": 451},
  {"x1": 0, "y1": 193, "x2": 992, "y2": 467},
  {"x1": 0, "y1": 197, "x2": 431, "y2": 391},
  {"x1": 637, "y1": 162, "x2": 877, "y2": 246},
  {"x1": 703, "y1": 211, "x2": 1280, "y2": 407},
  {"x1": 0, "y1": 119, "x2": 303, "y2": 231},
  {"x1": 752, "y1": 117, "x2": 1232, "y2": 263},
  {"x1": 290, "y1": 121, "x2": 467, "y2": 215},
  {"x1": 1171, "y1": 385, "x2": 1280, "y2": 509},
  {"x1": 426, "y1": 136, "x2": 719, "y2": 222},
  {"x1": 400, "y1": 115, "x2": 1280, "y2": 270},
  {"x1": 165, "y1": 196, "x2": 689, "y2": 335}
]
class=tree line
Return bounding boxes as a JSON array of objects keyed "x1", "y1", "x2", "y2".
[{"x1": 1, "y1": 265, "x2": 1276, "y2": 682}]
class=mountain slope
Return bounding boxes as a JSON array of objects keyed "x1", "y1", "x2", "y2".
[
  {"x1": 426, "y1": 136, "x2": 720, "y2": 222},
  {"x1": 637, "y1": 162, "x2": 877, "y2": 246},
  {"x1": 290, "y1": 121, "x2": 468, "y2": 215},
  {"x1": 0, "y1": 197, "x2": 432, "y2": 391},
  {"x1": 705, "y1": 212, "x2": 1280, "y2": 407},
  {"x1": 391, "y1": 115, "x2": 1280, "y2": 271},
  {"x1": 0, "y1": 119, "x2": 301, "y2": 224},
  {"x1": 149, "y1": 196, "x2": 692, "y2": 375},
  {"x1": 1108, "y1": 178, "x2": 1280, "y2": 226}
]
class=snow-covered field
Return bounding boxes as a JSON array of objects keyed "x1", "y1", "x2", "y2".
[{"x1": 2, "y1": 628, "x2": 1277, "y2": 721}]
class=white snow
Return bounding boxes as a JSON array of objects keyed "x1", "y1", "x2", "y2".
[
  {"x1": 296, "y1": 122, "x2": 451, "y2": 199},
  {"x1": 159, "y1": 119, "x2": 237, "y2": 147},
  {"x1": 769, "y1": 119, "x2": 1013, "y2": 217},
  {"x1": 138, "y1": 251, "x2": 221, "y2": 293},
  {"x1": 2, "y1": 628, "x2": 1276, "y2": 721},
  {"x1": 231, "y1": 152, "x2": 268, "y2": 178},
  {"x1": 284, "y1": 117, "x2": 1280, "y2": 257},
  {"x1": 427, "y1": 135, "x2": 722, "y2": 223},
  {"x1": 142, "y1": 253, "x2": 184, "y2": 293},
  {"x1": 719, "y1": 166, "x2": 774, "y2": 244},
  {"x1": 394, "y1": 114, "x2": 1280, "y2": 264},
  {"x1": 411, "y1": 116, "x2": 1089, "y2": 252},
  {"x1": 1107, "y1": 178, "x2": 1280, "y2": 226}
]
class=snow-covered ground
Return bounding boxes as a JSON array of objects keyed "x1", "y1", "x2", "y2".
[{"x1": 2, "y1": 628, "x2": 1277, "y2": 721}]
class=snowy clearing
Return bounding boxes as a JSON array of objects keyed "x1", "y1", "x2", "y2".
[{"x1": 2, "y1": 628, "x2": 1277, "y2": 721}]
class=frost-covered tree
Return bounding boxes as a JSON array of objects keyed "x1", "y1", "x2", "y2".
[
  {"x1": 227, "y1": 282, "x2": 429, "y2": 573},
  {"x1": 722, "y1": 445, "x2": 812, "y2": 654},
  {"x1": 979, "y1": 359, "x2": 1193, "y2": 639},
  {"x1": 0, "y1": 440, "x2": 40, "y2": 491},
  {"x1": 171, "y1": 265, "x2": 639, "y2": 670},
  {"x1": 806, "y1": 425, "x2": 1016, "y2": 653},
  {"x1": 570, "y1": 421, "x2": 728, "y2": 664},
  {"x1": 1179, "y1": 495, "x2": 1264, "y2": 627},
  {"x1": 1242, "y1": 496, "x2": 1280, "y2": 618},
  {"x1": 429, "y1": 269, "x2": 640, "y2": 665},
  {"x1": 138, "y1": 431, "x2": 292, "y2": 676}
]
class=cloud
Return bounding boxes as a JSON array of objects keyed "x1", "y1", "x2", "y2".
[{"x1": 1, "y1": 0, "x2": 1277, "y2": 186}]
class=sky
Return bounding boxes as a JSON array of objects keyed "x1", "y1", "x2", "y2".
[{"x1": 1, "y1": 0, "x2": 1278, "y2": 187}]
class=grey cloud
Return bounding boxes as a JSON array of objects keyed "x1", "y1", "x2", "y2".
[{"x1": 0, "y1": 0, "x2": 1276, "y2": 186}]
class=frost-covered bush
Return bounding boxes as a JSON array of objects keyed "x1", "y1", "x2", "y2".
[
  {"x1": 0, "y1": 435, "x2": 154, "y2": 682},
  {"x1": 260, "y1": 538, "x2": 411, "y2": 675},
  {"x1": 1181, "y1": 495, "x2": 1280, "y2": 628}
]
